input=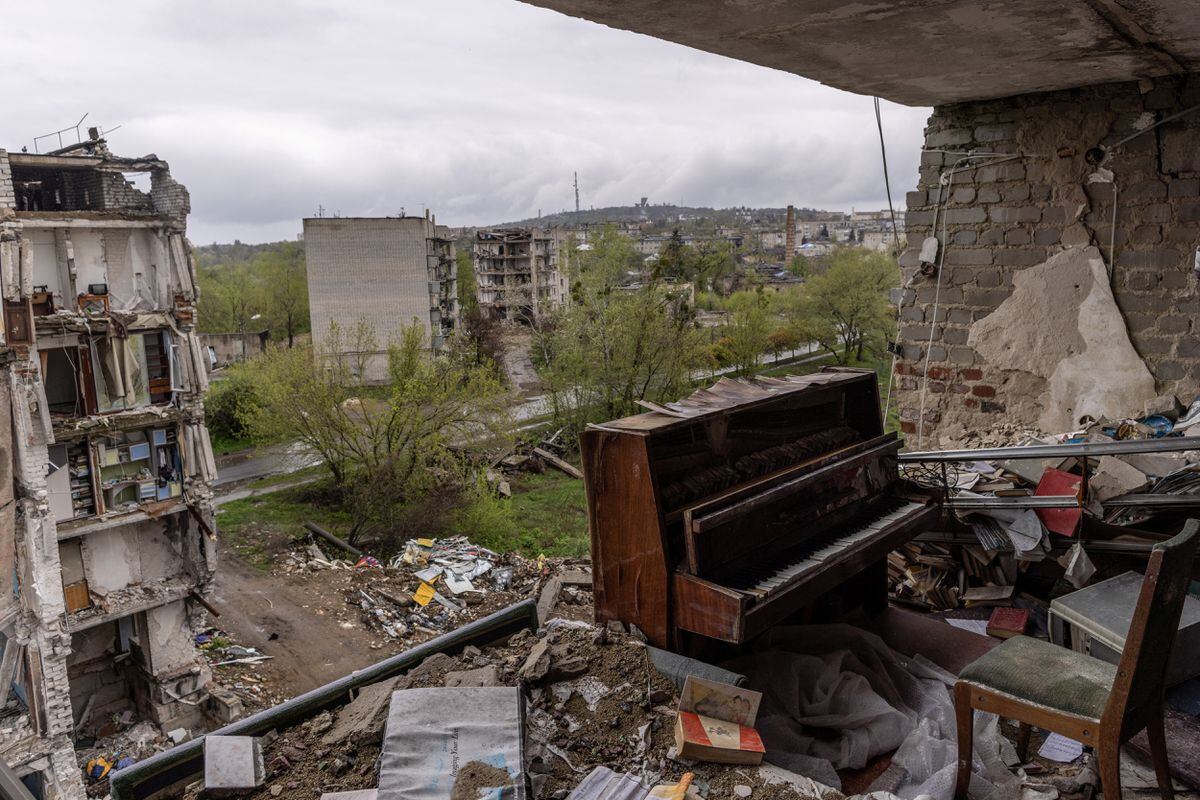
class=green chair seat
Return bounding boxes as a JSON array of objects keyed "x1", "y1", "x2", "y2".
[{"x1": 959, "y1": 635, "x2": 1116, "y2": 719}]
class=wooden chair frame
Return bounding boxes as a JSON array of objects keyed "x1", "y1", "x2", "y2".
[{"x1": 954, "y1": 520, "x2": 1200, "y2": 800}]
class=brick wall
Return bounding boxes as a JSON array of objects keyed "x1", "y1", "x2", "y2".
[
  {"x1": 896, "y1": 75, "x2": 1200, "y2": 444},
  {"x1": 0, "y1": 151, "x2": 14, "y2": 209},
  {"x1": 100, "y1": 172, "x2": 153, "y2": 212},
  {"x1": 150, "y1": 168, "x2": 190, "y2": 224}
]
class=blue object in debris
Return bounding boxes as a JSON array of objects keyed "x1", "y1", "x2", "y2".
[
  {"x1": 1141, "y1": 415, "x2": 1174, "y2": 437},
  {"x1": 116, "y1": 757, "x2": 135, "y2": 771}
]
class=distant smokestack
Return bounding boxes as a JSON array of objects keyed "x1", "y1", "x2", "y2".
[{"x1": 785, "y1": 205, "x2": 795, "y2": 258}]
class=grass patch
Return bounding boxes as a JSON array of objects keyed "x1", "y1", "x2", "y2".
[
  {"x1": 447, "y1": 469, "x2": 589, "y2": 558},
  {"x1": 246, "y1": 463, "x2": 327, "y2": 490},
  {"x1": 216, "y1": 480, "x2": 352, "y2": 571},
  {"x1": 210, "y1": 432, "x2": 256, "y2": 457}
]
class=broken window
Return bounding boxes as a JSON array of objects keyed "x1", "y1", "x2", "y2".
[
  {"x1": 58, "y1": 539, "x2": 90, "y2": 613},
  {"x1": 40, "y1": 346, "x2": 96, "y2": 417}
]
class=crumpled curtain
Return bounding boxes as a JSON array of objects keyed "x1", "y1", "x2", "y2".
[
  {"x1": 97, "y1": 336, "x2": 141, "y2": 407},
  {"x1": 722, "y1": 624, "x2": 1021, "y2": 800}
]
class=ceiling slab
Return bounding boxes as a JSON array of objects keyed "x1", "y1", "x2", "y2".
[{"x1": 520, "y1": 0, "x2": 1200, "y2": 106}]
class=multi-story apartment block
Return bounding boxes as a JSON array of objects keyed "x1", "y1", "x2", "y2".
[
  {"x1": 0, "y1": 133, "x2": 220, "y2": 797},
  {"x1": 303, "y1": 214, "x2": 458, "y2": 384},
  {"x1": 473, "y1": 228, "x2": 567, "y2": 321}
]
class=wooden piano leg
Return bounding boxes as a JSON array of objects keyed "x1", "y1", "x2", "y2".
[{"x1": 863, "y1": 558, "x2": 889, "y2": 617}]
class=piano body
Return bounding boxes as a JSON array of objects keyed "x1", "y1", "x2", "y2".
[{"x1": 581, "y1": 367, "x2": 938, "y2": 650}]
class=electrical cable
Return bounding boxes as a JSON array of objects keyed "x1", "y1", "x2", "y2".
[{"x1": 874, "y1": 97, "x2": 901, "y2": 251}]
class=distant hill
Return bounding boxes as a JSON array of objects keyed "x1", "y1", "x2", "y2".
[
  {"x1": 488, "y1": 204, "x2": 842, "y2": 230},
  {"x1": 194, "y1": 240, "x2": 302, "y2": 270}
]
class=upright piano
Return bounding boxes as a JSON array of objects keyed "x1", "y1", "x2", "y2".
[{"x1": 581, "y1": 367, "x2": 937, "y2": 650}]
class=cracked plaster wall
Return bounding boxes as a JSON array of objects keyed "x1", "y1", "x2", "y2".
[{"x1": 896, "y1": 74, "x2": 1200, "y2": 444}]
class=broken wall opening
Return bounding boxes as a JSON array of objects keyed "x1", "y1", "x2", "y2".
[{"x1": 68, "y1": 621, "x2": 135, "y2": 732}]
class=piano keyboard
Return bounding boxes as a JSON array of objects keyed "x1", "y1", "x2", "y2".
[{"x1": 724, "y1": 501, "x2": 926, "y2": 597}]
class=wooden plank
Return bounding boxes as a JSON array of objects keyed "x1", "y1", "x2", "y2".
[
  {"x1": 581, "y1": 429, "x2": 671, "y2": 647},
  {"x1": 533, "y1": 447, "x2": 583, "y2": 479},
  {"x1": 0, "y1": 639, "x2": 18, "y2": 708},
  {"x1": 672, "y1": 572, "x2": 746, "y2": 643}
]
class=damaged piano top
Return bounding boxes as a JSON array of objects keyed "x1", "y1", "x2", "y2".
[{"x1": 592, "y1": 367, "x2": 876, "y2": 431}]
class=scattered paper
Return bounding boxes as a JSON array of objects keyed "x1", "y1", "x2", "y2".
[
  {"x1": 413, "y1": 582, "x2": 436, "y2": 607},
  {"x1": 413, "y1": 567, "x2": 441, "y2": 583},
  {"x1": 442, "y1": 571, "x2": 475, "y2": 595},
  {"x1": 945, "y1": 618, "x2": 990, "y2": 636},
  {"x1": 1038, "y1": 733, "x2": 1083, "y2": 763},
  {"x1": 1058, "y1": 543, "x2": 1096, "y2": 589}
]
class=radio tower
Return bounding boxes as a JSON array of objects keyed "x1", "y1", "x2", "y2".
[{"x1": 574, "y1": 172, "x2": 580, "y2": 213}]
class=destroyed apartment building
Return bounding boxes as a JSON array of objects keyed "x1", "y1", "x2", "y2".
[
  {"x1": 474, "y1": 228, "x2": 568, "y2": 321},
  {"x1": 304, "y1": 214, "x2": 458, "y2": 384},
  {"x1": 0, "y1": 133, "x2": 219, "y2": 797}
]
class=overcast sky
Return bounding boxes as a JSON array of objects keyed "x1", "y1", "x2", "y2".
[{"x1": 1, "y1": 1, "x2": 930, "y2": 244}]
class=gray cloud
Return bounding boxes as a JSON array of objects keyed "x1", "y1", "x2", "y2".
[{"x1": 0, "y1": 0, "x2": 930, "y2": 243}]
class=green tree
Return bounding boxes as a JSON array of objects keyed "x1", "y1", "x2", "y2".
[
  {"x1": 456, "y1": 249, "x2": 478, "y2": 314},
  {"x1": 259, "y1": 243, "x2": 309, "y2": 347},
  {"x1": 719, "y1": 290, "x2": 774, "y2": 375},
  {"x1": 791, "y1": 248, "x2": 898, "y2": 364},
  {"x1": 536, "y1": 226, "x2": 706, "y2": 435},
  {"x1": 655, "y1": 229, "x2": 688, "y2": 280},
  {"x1": 244, "y1": 320, "x2": 510, "y2": 543},
  {"x1": 787, "y1": 253, "x2": 810, "y2": 279}
]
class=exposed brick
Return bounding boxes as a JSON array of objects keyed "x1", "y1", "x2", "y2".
[
  {"x1": 965, "y1": 287, "x2": 1010, "y2": 306},
  {"x1": 995, "y1": 248, "x2": 1047, "y2": 267},
  {"x1": 1159, "y1": 315, "x2": 1192, "y2": 334},
  {"x1": 1033, "y1": 227, "x2": 1061, "y2": 245},
  {"x1": 927, "y1": 128, "x2": 973, "y2": 147},
  {"x1": 977, "y1": 163, "x2": 1025, "y2": 182},
  {"x1": 1116, "y1": 249, "x2": 1183, "y2": 269},
  {"x1": 1002, "y1": 184, "x2": 1031, "y2": 202},
  {"x1": 900, "y1": 420, "x2": 917, "y2": 434},
  {"x1": 1168, "y1": 179, "x2": 1200, "y2": 198},
  {"x1": 975, "y1": 124, "x2": 1016, "y2": 142},
  {"x1": 976, "y1": 270, "x2": 1003, "y2": 288},
  {"x1": 948, "y1": 309, "x2": 974, "y2": 325},
  {"x1": 978, "y1": 227, "x2": 1005, "y2": 246},
  {"x1": 906, "y1": 190, "x2": 928, "y2": 209},
  {"x1": 990, "y1": 206, "x2": 1041, "y2": 223},
  {"x1": 1040, "y1": 206, "x2": 1070, "y2": 225},
  {"x1": 944, "y1": 208, "x2": 987, "y2": 225},
  {"x1": 927, "y1": 346, "x2": 947, "y2": 361},
  {"x1": 961, "y1": 368, "x2": 983, "y2": 381},
  {"x1": 1179, "y1": 201, "x2": 1200, "y2": 222},
  {"x1": 929, "y1": 381, "x2": 946, "y2": 393},
  {"x1": 945, "y1": 248, "x2": 993, "y2": 266},
  {"x1": 1156, "y1": 360, "x2": 1187, "y2": 381},
  {"x1": 949, "y1": 347, "x2": 978, "y2": 365},
  {"x1": 953, "y1": 187, "x2": 976, "y2": 204},
  {"x1": 1161, "y1": 270, "x2": 1192, "y2": 289},
  {"x1": 1029, "y1": 184, "x2": 1052, "y2": 202},
  {"x1": 981, "y1": 400, "x2": 1007, "y2": 413},
  {"x1": 1005, "y1": 228, "x2": 1032, "y2": 245},
  {"x1": 976, "y1": 186, "x2": 1002, "y2": 204},
  {"x1": 943, "y1": 328, "x2": 969, "y2": 345},
  {"x1": 1179, "y1": 337, "x2": 1200, "y2": 358},
  {"x1": 1124, "y1": 179, "x2": 1168, "y2": 200},
  {"x1": 1144, "y1": 203, "x2": 1173, "y2": 223},
  {"x1": 972, "y1": 385, "x2": 997, "y2": 397},
  {"x1": 921, "y1": 150, "x2": 945, "y2": 167},
  {"x1": 926, "y1": 366, "x2": 951, "y2": 381},
  {"x1": 905, "y1": 210, "x2": 935, "y2": 227},
  {"x1": 1125, "y1": 271, "x2": 1160, "y2": 291},
  {"x1": 1130, "y1": 224, "x2": 1162, "y2": 245},
  {"x1": 952, "y1": 230, "x2": 978, "y2": 245},
  {"x1": 964, "y1": 397, "x2": 979, "y2": 409}
]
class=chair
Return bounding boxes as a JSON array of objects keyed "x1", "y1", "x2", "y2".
[{"x1": 954, "y1": 520, "x2": 1200, "y2": 800}]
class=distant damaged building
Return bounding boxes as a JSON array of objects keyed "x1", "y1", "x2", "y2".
[
  {"x1": 304, "y1": 214, "x2": 458, "y2": 384},
  {"x1": 474, "y1": 228, "x2": 567, "y2": 320},
  {"x1": 0, "y1": 132, "x2": 219, "y2": 796}
]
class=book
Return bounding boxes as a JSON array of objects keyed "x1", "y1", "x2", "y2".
[
  {"x1": 986, "y1": 606, "x2": 1030, "y2": 639},
  {"x1": 962, "y1": 584, "x2": 1015, "y2": 607},
  {"x1": 674, "y1": 711, "x2": 765, "y2": 765},
  {"x1": 1035, "y1": 468, "x2": 1082, "y2": 536},
  {"x1": 673, "y1": 676, "x2": 765, "y2": 765}
]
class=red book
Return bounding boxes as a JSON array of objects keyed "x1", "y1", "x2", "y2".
[
  {"x1": 1035, "y1": 468, "x2": 1082, "y2": 536},
  {"x1": 987, "y1": 607, "x2": 1030, "y2": 639},
  {"x1": 674, "y1": 711, "x2": 765, "y2": 765}
]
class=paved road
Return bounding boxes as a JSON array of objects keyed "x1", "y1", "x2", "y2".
[{"x1": 215, "y1": 442, "x2": 322, "y2": 488}]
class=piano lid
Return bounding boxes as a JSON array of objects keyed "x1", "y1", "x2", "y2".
[{"x1": 588, "y1": 367, "x2": 876, "y2": 434}]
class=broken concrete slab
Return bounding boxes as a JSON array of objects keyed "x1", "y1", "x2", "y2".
[
  {"x1": 321, "y1": 792, "x2": 379, "y2": 800},
  {"x1": 444, "y1": 665, "x2": 500, "y2": 688},
  {"x1": 321, "y1": 676, "x2": 403, "y2": 747},
  {"x1": 204, "y1": 735, "x2": 265, "y2": 793},
  {"x1": 1089, "y1": 456, "x2": 1148, "y2": 502},
  {"x1": 968, "y1": 246, "x2": 1156, "y2": 432},
  {"x1": 518, "y1": 638, "x2": 551, "y2": 682}
]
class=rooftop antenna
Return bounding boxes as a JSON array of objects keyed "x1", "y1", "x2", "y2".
[
  {"x1": 574, "y1": 172, "x2": 580, "y2": 213},
  {"x1": 316, "y1": 204, "x2": 325, "y2": 218}
]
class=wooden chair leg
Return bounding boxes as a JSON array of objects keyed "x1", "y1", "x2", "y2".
[
  {"x1": 954, "y1": 682, "x2": 973, "y2": 800},
  {"x1": 1146, "y1": 706, "x2": 1174, "y2": 800},
  {"x1": 1016, "y1": 722, "x2": 1032, "y2": 762},
  {"x1": 1097, "y1": 737, "x2": 1122, "y2": 800}
]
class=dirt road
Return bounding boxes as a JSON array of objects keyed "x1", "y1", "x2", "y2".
[{"x1": 209, "y1": 543, "x2": 392, "y2": 696}]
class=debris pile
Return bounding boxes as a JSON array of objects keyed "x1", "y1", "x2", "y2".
[
  {"x1": 894, "y1": 397, "x2": 1200, "y2": 614},
  {"x1": 181, "y1": 621, "x2": 832, "y2": 800},
  {"x1": 77, "y1": 720, "x2": 172, "y2": 797}
]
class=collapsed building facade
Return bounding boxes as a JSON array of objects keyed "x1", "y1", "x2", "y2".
[
  {"x1": 0, "y1": 134, "x2": 218, "y2": 797},
  {"x1": 304, "y1": 215, "x2": 458, "y2": 384},
  {"x1": 474, "y1": 228, "x2": 568, "y2": 320}
]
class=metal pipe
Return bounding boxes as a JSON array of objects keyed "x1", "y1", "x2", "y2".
[
  {"x1": 109, "y1": 599, "x2": 538, "y2": 800},
  {"x1": 946, "y1": 494, "x2": 1079, "y2": 509},
  {"x1": 1103, "y1": 493, "x2": 1200, "y2": 508},
  {"x1": 303, "y1": 521, "x2": 362, "y2": 559},
  {"x1": 900, "y1": 435, "x2": 1200, "y2": 463}
]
